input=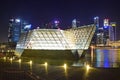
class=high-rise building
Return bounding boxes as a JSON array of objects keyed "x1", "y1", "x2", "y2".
[
  {"x1": 103, "y1": 19, "x2": 110, "y2": 45},
  {"x1": 93, "y1": 17, "x2": 116, "y2": 46},
  {"x1": 72, "y1": 19, "x2": 80, "y2": 28},
  {"x1": 109, "y1": 22, "x2": 116, "y2": 41},
  {"x1": 103, "y1": 19, "x2": 117, "y2": 45},
  {"x1": 94, "y1": 16, "x2": 99, "y2": 29},
  {"x1": 93, "y1": 16, "x2": 104, "y2": 45},
  {"x1": 72, "y1": 19, "x2": 77, "y2": 28},
  {"x1": 94, "y1": 16, "x2": 99, "y2": 44},
  {"x1": 8, "y1": 18, "x2": 31, "y2": 43},
  {"x1": 8, "y1": 19, "x2": 21, "y2": 43}
]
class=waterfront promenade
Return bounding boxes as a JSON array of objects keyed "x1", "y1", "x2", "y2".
[{"x1": 0, "y1": 58, "x2": 120, "y2": 80}]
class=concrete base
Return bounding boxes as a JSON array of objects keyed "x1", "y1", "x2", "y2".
[{"x1": 21, "y1": 49, "x2": 78, "y2": 60}]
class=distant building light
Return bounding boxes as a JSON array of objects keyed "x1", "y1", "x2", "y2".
[
  {"x1": 97, "y1": 33, "x2": 103, "y2": 35},
  {"x1": 104, "y1": 19, "x2": 109, "y2": 27},
  {"x1": 54, "y1": 21, "x2": 57, "y2": 24},
  {"x1": 54, "y1": 20, "x2": 59, "y2": 24},
  {"x1": 37, "y1": 27, "x2": 40, "y2": 29},
  {"x1": 15, "y1": 19, "x2": 20, "y2": 23},
  {"x1": 72, "y1": 19, "x2": 76, "y2": 23},
  {"x1": 94, "y1": 16, "x2": 99, "y2": 20},
  {"x1": 72, "y1": 19, "x2": 77, "y2": 28},
  {"x1": 98, "y1": 27, "x2": 103, "y2": 30},
  {"x1": 24, "y1": 24, "x2": 32, "y2": 29},
  {"x1": 104, "y1": 26, "x2": 109, "y2": 29},
  {"x1": 110, "y1": 22, "x2": 116, "y2": 27},
  {"x1": 10, "y1": 19, "x2": 14, "y2": 22},
  {"x1": 111, "y1": 24, "x2": 116, "y2": 27},
  {"x1": 58, "y1": 28, "x2": 61, "y2": 30}
]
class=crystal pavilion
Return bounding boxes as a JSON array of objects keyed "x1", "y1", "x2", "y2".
[{"x1": 15, "y1": 24, "x2": 96, "y2": 59}]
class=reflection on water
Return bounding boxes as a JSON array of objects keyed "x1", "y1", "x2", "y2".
[
  {"x1": 72, "y1": 60, "x2": 87, "y2": 67},
  {"x1": 94, "y1": 49, "x2": 120, "y2": 68},
  {"x1": 72, "y1": 48, "x2": 120, "y2": 68}
]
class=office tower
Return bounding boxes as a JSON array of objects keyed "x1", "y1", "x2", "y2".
[
  {"x1": 72, "y1": 19, "x2": 77, "y2": 28},
  {"x1": 103, "y1": 19, "x2": 110, "y2": 45},
  {"x1": 109, "y1": 22, "x2": 116, "y2": 41},
  {"x1": 8, "y1": 18, "x2": 31, "y2": 43},
  {"x1": 94, "y1": 16, "x2": 99, "y2": 29},
  {"x1": 8, "y1": 19, "x2": 21, "y2": 43},
  {"x1": 94, "y1": 16, "x2": 103, "y2": 45}
]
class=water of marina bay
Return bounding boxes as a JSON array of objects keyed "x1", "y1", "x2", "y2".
[{"x1": 72, "y1": 48, "x2": 120, "y2": 68}]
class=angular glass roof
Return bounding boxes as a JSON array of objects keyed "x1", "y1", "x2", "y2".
[{"x1": 15, "y1": 24, "x2": 96, "y2": 56}]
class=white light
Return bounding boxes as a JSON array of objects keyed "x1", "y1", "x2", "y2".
[
  {"x1": 94, "y1": 16, "x2": 99, "y2": 20},
  {"x1": 3, "y1": 57, "x2": 6, "y2": 60},
  {"x1": 15, "y1": 19, "x2": 20, "y2": 23},
  {"x1": 104, "y1": 19, "x2": 109, "y2": 27},
  {"x1": 86, "y1": 65, "x2": 90, "y2": 70},
  {"x1": 54, "y1": 20, "x2": 59, "y2": 24},
  {"x1": 10, "y1": 58, "x2": 13, "y2": 64},
  {"x1": 24, "y1": 24, "x2": 32, "y2": 29},
  {"x1": 72, "y1": 19, "x2": 76, "y2": 23},
  {"x1": 10, "y1": 19, "x2": 14, "y2": 22},
  {"x1": 37, "y1": 27, "x2": 40, "y2": 29},
  {"x1": 10, "y1": 58, "x2": 13, "y2": 61},
  {"x1": 63, "y1": 64, "x2": 67, "y2": 69},
  {"x1": 29, "y1": 60, "x2": 32, "y2": 64},
  {"x1": 44, "y1": 62, "x2": 48, "y2": 66},
  {"x1": 19, "y1": 59, "x2": 21, "y2": 63}
]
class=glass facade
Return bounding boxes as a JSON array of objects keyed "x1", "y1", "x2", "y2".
[
  {"x1": 8, "y1": 19, "x2": 32, "y2": 43},
  {"x1": 15, "y1": 24, "x2": 96, "y2": 56},
  {"x1": 8, "y1": 19, "x2": 21, "y2": 43}
]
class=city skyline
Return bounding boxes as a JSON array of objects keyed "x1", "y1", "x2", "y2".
[{"x1": 0, "y1": 0, "x2": 120, "y2": 42}]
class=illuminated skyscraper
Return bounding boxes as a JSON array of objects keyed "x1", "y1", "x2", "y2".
[
  {"x1": 93, "y1": 16, "x2": 104, "y2": 45},
  {"x1": 54, "y1": 20, "x2": 60, "y2": 29},
  {"x1": 103, "y1": 19, "x2": 109, "y2": 27},
  {"x1": 72, "y1": 19, "x2": 77, "y2": 28},
  {"x1": 94, "y1": 16, "x2": 99, "y2": 29},
  {"x1": 109, "y1": 22, "x2": 116, "y2": 41},
  {"x1": 8, "y1": 19, "x2": 21, "y2": 43},
  {"x1": 8, "y1": 18, "x2": 32, "y2": 43},
  {"x1": 103, "y1": 19, "x2": 110, "y2": 45},
  {"x1": 72, "y1": 19, "x2": 80, "y2": 28},
  {"x1": 94, "y1": 16, "x2": 99, "y2": 44},
  {"x1": 93, "y1": 17, "x2": 109, "y2": 46},
  {"x1": 103, "y1": 19, "x2": 116, "y2": 45}
]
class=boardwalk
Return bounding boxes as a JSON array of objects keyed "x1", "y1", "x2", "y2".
[{"x1": 0, "y1": 59, "x2": 120, "y2": 80}]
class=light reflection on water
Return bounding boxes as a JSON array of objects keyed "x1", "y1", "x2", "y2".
[{"x1": 72, "y1": 48, "x2": 120, "y2": 68}]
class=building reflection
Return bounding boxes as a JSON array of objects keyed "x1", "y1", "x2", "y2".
[{"x1": 95, "y1": 49, "x2": 119, "y2": 68}]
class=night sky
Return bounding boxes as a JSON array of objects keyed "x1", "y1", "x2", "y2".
[{"x1": 0, "y1": 0, "x2": 120, "y2": 42}]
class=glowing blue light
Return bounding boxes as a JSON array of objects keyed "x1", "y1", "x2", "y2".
[
  {"x1": 24, "y1": 24, "x2": 32, "y2": 29},
  {"x1": 103, "y1": 50, "x2": 109, "y2": 68},
  {"x1": 104, "y1": 26, "x2": 108, "y2": 29},
  {"x1": 72, "y1": 19, "x2": 76, "y2": 23},
  {"x1": 72, "y1": 19, "x2": 77, "y2": 28},
  {"x1": 94, "y1": 16, "x2": 99, "y2": 20}
]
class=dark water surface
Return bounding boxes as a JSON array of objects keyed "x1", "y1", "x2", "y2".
[
  {"x1": 73, "y1": 48, "x2": 120, "y2": 68},
  {"x1": 1, "y1": 49, "x2": 120, "y2": 80}
]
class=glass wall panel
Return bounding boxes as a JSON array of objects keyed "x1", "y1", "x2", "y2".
[{"x1": 15, "y1": 25, "x2": 96, "y2": 56}]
